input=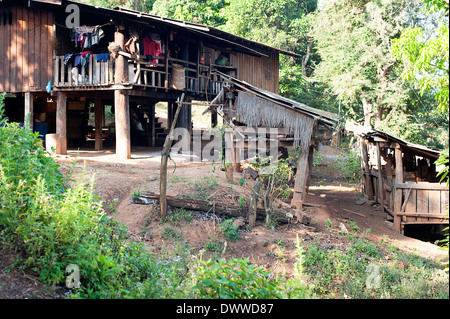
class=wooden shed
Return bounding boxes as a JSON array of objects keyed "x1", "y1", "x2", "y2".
[
  {"x1": 0, "y1": 0, "x2": 298, "y2": 159},
  {"x1": 346, "y1": 121, "x2": 449, "y2": 235},
  {"x1": 204, "y1": 71, "x2": 339, "y2": 210}
]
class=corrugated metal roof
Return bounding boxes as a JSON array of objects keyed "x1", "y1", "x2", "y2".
[
  {"x1": 47, "y1": 1, "x2": 298, "y2": 58},
  {"x1": 345, "y1": 121, "x2": 442, "y2": 159}
]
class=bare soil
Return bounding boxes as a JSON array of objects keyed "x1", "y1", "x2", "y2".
[
  {"x1": 61, "y1": 144, "x2": 448, "y2": 269},
  {"x1": 0, "y1": 144, "x2": 446, "y2": 299}
]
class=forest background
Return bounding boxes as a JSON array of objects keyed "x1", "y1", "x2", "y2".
[{"x1": 77, "y1": 0, "x2": 449, "y2": 151}]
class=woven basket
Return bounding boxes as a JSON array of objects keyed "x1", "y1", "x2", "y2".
[{"x1": 170, "y1": 64, "x2": 185, "y2": 90}]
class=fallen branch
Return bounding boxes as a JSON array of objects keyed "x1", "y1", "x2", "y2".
[
  {"x1": 131, "y1": 192, "x2": 310, "y2": 225},
  {"x1": 342, "y1": 208, "x2": 367, "y2": 218}
]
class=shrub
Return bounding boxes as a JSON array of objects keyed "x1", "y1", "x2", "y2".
[
  {"x1": 334, "y1": 149, "x2": 361, "y2": 182},
  {"x1": 193, "y1": 257, "x2": 285, "y2": 299},
  {"x1": 219, "y1": 219, "x2": 241, "y2": 243}
]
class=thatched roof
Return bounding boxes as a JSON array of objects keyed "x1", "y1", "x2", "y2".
[{"x1": 213, "y1": 71, "x2": 339, "y2": 150}]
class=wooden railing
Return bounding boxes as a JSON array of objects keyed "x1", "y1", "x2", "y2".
[
  {"x1": 54, "y1": 53, "x2": 229, "y2": 96},
  {"x1": 54, "y1": 54, "x2": 113, "y2": 87}
]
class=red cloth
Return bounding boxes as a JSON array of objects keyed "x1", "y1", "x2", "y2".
[
  {"x1": 142, "y1": 36, "x2": 162, "y2": 64},
  {"x1": 81, "y1": 51, "x2": 93, "y2": 58}
]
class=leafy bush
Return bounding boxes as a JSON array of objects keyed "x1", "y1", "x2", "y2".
[
  {"x1": 334, "y1": 149, "x2": 361, "y2": 182},
  {"x1": 219, "y1": 219, "x2": 241, "y2": 243},
  {"x1": 193, "y1": 257, "x2": 285, "y2": 299}
]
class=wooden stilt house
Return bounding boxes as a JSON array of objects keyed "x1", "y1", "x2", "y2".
[{"x1": 0, "y1": 0, "x2": 298, "y2": 159}]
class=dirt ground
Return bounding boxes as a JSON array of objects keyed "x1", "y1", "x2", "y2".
[
  {"x1": 61, "y1": 144, "x2": 448, "y2": 271},
  {"x1": 0, "y1": 144, "x2": 446, "y2": 299}
]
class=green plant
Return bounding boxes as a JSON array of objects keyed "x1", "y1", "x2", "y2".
[
  {"x1": 162, "y1": 226, "x2": 183, "y2": 241},
  {"x1": 161, "y1": 207, "x2": 193, "y2": 226},
  {"x1": 238, "y1": 195, "x2": 246, "y2": 211},
  {"x1": 349, "y1": 221, "x2": 360, "y2": 232},
  {"x1": 324, "y1": 218, "x2": 332, "y2": 228},
  {"x1": 219, "y1": 219, "x2": 241, "y2": 243},
  {"x1": 193, "y1": 257, "x2": 285, "y2": 299},
  {"x1": 313, "y1": 148, "x2": 323, "y2": 167},
  {"x1": 194, "y1": 175, "x2": 218, "y2": 199},
  {"x1": 334, "y1": 149, "x2": 361, "y2": 182}
]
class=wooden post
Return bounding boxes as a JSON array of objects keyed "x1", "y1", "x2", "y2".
[
  {"x1": 305, "y1": 145, "x2": 314, "y2": 194},
  {"x1": 149, "y1": 102, "x2": 156, "y2": 147},
  {"x1": 114, "y1": 27, "x2": 128, "y2": 84},
  {"x1": 376, "y1": 141, "x2": 384, "y2": 208},
  {"x1": 24, "y1": 92, "x2": 33, "y2": 130},
  {"x1": 394, "y1": 144, "x2": 404, "y2": 232},
  {"x1": 248, "y1": 180, "x2": 262, "y2": 228},
  {"x1": 160, "y1": 93, "x2": 185, "y2": 218},
  {"x1": 360, "y1": 139, "x2": 374, "y2": 200},
  {"x1": 224, "y1": 128, "x2": 234, "y2": 182},
  {"x1": 291, "y1": 147, "x2": 309, "y2": 209},
  {"x1": 94, "y1": 97, "x2": 103, "y2": 151},
  {"x1": 114, "y1": 90, "x2": 130, "y2": 159},
  {"x1": 56, "y1": 91, "x2": 67, "y2": 155}
]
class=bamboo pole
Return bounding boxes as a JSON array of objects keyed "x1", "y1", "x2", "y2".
[{"x1": 160, "y1": 93, "x2": 185, "y2": 219}]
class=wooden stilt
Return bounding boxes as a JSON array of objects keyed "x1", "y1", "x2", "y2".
[
  {"x1": 56, "y1": 91, "x2": 67, "y2": 155},
  {"x1": 291, "y1": 147, "x2": 309, "y2": 209},
  {"x1": 24, "y1": 92, "x2": 33, "y2": 130},
  {"x1": 114, "y1": 90, "x2": 130, "y2": 159},
  {"x1": 361, "y1": 139, "x2": 374, "y2": 200},
  {"x1": 94, "y1": 97, "x2": 103, "y2": 151}
]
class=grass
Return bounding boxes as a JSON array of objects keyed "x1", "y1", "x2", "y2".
[{"x1": 301, "y1": 223, "x2": 449, "y2": 298}]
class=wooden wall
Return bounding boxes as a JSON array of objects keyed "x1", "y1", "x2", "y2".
[
  {"x1": 0, "y1": 4, "x2": 54, "y2": 93},
  {"x1": 235, "y1": 52, "x2": 279, "y2": 94}
]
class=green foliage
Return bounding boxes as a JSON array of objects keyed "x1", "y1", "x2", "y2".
[
  {"x1": 334, "y1": 149, "x2": 361, "y2": 182},
  {"x1": 193, "y1": 257, "x2": 285, "y2": 298},
  {"x1": 250, "y1": 157, "x2": 294, "y2": 227},
  {"x1": 152, "y1": 0, "x2": 227, "y2": 26},
  {"x1": 219, "y1": 219, "x2": 241, "y2": 243},
  {"x1": 194, "y1": 175, "x2": 218, "y2": 200},
  {"x1": 391, "y1": 0, "x2": 449, "y2": 112},
  {"x1": 161, "y1": 207, "x2": 193, "y2": 226}
]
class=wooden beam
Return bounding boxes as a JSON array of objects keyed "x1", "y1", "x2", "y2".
[
  {"x1": 56, "y1": 91, "x2": 67, "y2": 155},
  {"x1": 394, "y1": 183, "x2": 449, "y2": 190}
]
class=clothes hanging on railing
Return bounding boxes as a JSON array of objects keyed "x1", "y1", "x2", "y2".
[
  {"x1": 96, "y1": 53, "x2": 110, "y2": 62},
  {"x1": 71, "y1": 25, "x2": 105, "y2": 49}
]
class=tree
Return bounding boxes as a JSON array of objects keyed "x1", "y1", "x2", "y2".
[
  {"x1": 310, "y1": 0, "x2": 424, "y2": 129},
  {"x1": 151, "y1": 0, "x2": 228, "y2": 26},
  {"x1": 391, "y1": 0, "x2": 449, "y2": 112}
]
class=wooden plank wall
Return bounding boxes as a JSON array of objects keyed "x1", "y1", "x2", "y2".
[
  {"x1": 0, "y1": 4, "x2": 54, "y2": 93},
  {"x1": 400, "y1": 186, "x2": 449, "y2": 223},
  {"x1": 235, "y1": 52, "x2": 279, "y2": 94}
]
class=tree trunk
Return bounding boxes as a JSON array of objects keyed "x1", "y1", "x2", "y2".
[{"x1": 362, "y1": 98, "x2": 373, "y2": 128}]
